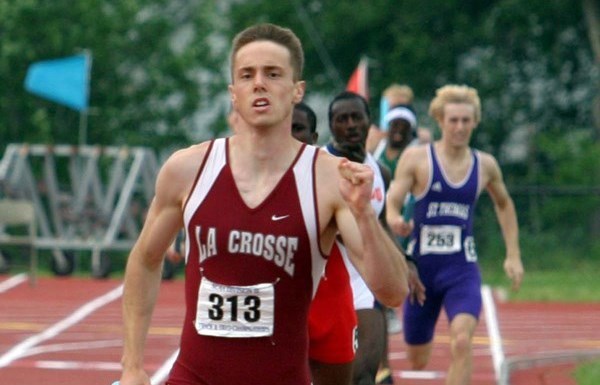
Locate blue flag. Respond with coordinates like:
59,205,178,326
24,53,91,111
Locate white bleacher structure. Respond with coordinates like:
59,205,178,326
0,144,158,278
0,199,37,285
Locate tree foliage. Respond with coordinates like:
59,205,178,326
226,1,597,138
0,0,227,151
227,0,599,255
2,0,596,150
0,0,598,259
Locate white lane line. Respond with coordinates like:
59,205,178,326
35,360,121,371
388,352,407,360
0,284,123,368
150,348,179,385
21,339,123,358
396,370,445,379
0,273,27,293
481,284,504,382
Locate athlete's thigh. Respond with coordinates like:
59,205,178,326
310,360,353,385
443,265,482,322
308,305,357,365
308,248,357,365
353,308,386,373
403,291,443,345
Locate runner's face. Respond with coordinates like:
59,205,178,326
292,108,316,145
229,41,304,130
387,118,412,150
330,98,369,161
439,103,477,147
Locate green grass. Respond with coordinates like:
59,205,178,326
575,361,600,385
480,260,600,385
480,262,600,302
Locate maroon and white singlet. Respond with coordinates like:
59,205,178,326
167,138,326,385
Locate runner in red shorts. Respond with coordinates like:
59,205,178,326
292,102,357,385
294,95,393,385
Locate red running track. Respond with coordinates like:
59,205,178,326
1,274,599,385
387,294,600,385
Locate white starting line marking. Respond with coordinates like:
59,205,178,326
388,352,407,360
0,273,28,293
21,339,123,358
0,284,123,368
34,360,121,371
397,370,445,379
150,349,179,385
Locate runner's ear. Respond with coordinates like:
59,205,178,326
292,80,305,104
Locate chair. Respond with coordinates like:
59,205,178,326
0,199,37,286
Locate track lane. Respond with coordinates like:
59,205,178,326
1,275,599,385
0,276,184,385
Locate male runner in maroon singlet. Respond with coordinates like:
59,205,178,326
117,23,409,385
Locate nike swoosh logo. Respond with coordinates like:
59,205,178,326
271,214,290,221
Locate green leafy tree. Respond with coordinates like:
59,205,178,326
227,0,599,262
0,0,228,151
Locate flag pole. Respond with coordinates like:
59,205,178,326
79,50,92,146
79,109,88,147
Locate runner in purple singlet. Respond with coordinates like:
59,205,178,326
386,84,524,385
